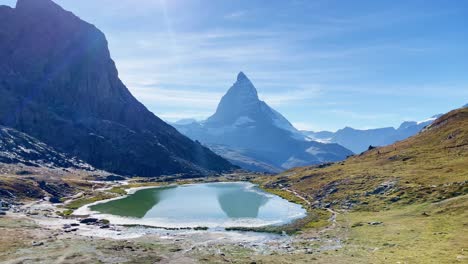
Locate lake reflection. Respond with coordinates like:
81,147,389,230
213,183,269,218
90,182,306,228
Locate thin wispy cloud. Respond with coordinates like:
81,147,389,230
130,86,223,109
329,110,399,121
224,11,248,20
4,0,463,130
261,87,322,106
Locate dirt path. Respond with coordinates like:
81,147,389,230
321,208,338,232
281,187,311,206
282,187,339,229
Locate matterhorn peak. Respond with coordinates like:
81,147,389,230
205,72,260,125
229,71,258,97
237,71,248,81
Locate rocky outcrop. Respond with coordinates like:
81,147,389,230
0,126,92,169
0,0,235,176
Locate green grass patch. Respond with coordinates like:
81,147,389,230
226,209,331,235
65,192,117,210
107,187,127,195
56,209,74,217
262,188,308,207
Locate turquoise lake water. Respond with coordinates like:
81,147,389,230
89,182,306,228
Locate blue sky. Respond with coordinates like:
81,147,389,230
2,0,468,131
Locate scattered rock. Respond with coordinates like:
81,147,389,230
100,225,110,229
15,170,33,175
103,175,127,182
71,223,80,227
369,181,397,195
49,196,61,204
0,200,10,210
80,218,99,224
351,222,364,228
32,241,44,247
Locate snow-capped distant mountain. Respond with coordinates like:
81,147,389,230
204,72,306,140
302,115,442,154
173,72,353,173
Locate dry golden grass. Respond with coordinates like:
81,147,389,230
263,108,468,211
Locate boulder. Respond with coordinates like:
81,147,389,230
32,241,44,247
80,218,99,224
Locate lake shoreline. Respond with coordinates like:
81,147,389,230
0,172,346,263
72,181,309,231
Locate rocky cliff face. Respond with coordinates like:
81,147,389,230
0,0,235,176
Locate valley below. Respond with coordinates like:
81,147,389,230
0,166,466,264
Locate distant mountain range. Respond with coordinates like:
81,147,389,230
173,72,353,173
0,0,236,176
302,115,442,154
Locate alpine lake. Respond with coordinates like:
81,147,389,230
88,182,306,229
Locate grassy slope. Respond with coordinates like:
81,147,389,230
253,108,468,263
266,108,468,210
338,196,467,263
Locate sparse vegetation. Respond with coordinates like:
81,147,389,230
56,209,74,217
65,192,117,210
263,108,468,211
107,186,127,195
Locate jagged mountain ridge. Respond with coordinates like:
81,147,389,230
0,0,236,176
173,72,353,172
302,115,442,153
